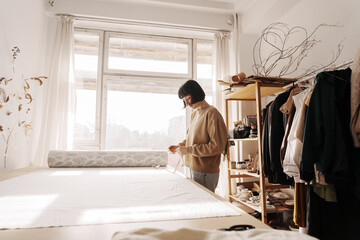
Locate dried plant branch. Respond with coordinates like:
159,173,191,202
2,127,14,168
295,40,344,79
252,22,343,78
11,47,20,73
0,47,46,168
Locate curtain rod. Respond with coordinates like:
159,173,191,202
59,14,230,34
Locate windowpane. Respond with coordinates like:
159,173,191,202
197,42,213,80
105,80,186,150
73,89,96,139
196,42,213,96
108,35,190,75
73,32,99,141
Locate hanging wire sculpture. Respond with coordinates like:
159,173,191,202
252,22,344,79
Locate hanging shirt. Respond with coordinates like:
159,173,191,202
283,87,312,183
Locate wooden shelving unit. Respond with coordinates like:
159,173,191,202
225,81,293,224
229,138,258,142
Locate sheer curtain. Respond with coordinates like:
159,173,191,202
213,31,231,198
31,15,74,166
232,13,241,74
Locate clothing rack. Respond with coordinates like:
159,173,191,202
283,60,353,89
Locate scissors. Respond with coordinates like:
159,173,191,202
218,224,255,231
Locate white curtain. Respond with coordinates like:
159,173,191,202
31,15,74,166
232,13,241,74
213,31,231,199
228,13,242,197
213,31,230,110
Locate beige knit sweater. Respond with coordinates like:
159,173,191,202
178,105,227,173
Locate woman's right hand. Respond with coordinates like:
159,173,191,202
168,145,179,154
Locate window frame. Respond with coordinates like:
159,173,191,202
72,28,104,150
72,27,213,150
104,32,193,79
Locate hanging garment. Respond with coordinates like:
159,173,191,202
351,47,360,148
280,87,302,114
279,87,302,164
283,87,312,182
307,185,360,240
301,68,360,194
293,182,307,228
279,104,295,164
261,101,274,180
262,91,292,185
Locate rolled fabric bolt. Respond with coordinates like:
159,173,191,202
231,72,246,83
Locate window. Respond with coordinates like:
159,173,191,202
196,41,213,103
72,28,213,153
73,30,102,148
106,33,191,77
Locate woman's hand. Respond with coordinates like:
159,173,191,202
168,145,179,154
176,146,188,156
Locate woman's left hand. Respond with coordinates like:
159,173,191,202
176,146,188,156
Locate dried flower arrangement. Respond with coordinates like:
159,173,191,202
0,47,47,168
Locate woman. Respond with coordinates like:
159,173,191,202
168,80,228,192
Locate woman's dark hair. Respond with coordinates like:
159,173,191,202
178,80,206,107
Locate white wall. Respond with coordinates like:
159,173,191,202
0,0,48,171
240,0,360,77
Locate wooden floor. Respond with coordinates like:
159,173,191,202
0,167,270,240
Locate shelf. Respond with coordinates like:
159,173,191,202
226,83,285,100
228,169,260,178
229,195,261,212
229,138,258,142
219,75,297,90
225,81,291,224
264,184,290,190
273,205,293,212
230,195,293,213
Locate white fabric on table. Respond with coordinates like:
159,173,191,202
0,168,240,229
112,228,318,240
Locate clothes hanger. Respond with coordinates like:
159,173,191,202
320,61,353,82
323,71,350,83
280,85,303,114
298,78,315,89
